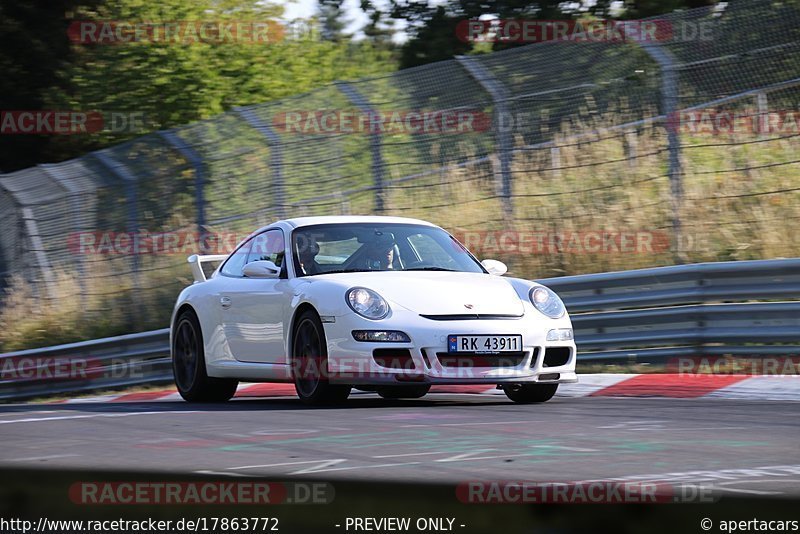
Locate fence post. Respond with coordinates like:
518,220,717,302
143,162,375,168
336,82,385,213
93,150,140,324
755,91,769,137
456,56,514,220
158,130,208,253
39,164,87,309
641,43,685,263
234,107,287,219
624,130,638,169
550,147,562,179
20,207,56,299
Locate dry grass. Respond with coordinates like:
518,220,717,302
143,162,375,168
0,262,181,352
385,115,800,278
2,113,799,352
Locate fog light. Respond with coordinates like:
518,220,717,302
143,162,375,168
546,328,573,341
352,330,411,342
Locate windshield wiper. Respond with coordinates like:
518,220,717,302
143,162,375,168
404,267,459,272
316,268,372,275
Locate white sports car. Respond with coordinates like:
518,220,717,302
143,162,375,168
170,216,577,405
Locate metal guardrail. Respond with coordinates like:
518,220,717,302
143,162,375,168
1,258,798,400
541,257,800,363
0,329,171,401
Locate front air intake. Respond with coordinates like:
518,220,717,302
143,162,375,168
373,349,416,370
543,347,571,367
436,352,526,368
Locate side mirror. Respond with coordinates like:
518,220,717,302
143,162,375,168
481,259,508,276
243,260,280,279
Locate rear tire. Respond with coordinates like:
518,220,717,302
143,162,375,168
503,383,558,404
172,309,238,402
292,310,351,406
377,385,431,399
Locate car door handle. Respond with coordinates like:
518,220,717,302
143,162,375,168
220,296,232,309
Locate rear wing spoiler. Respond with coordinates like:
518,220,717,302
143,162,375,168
187,254,228,283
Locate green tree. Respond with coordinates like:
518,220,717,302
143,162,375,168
388,0,717,69
0,0,99,172
319,0,348,41
1,0,397,170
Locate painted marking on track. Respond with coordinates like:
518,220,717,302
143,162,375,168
597,421,747,432
598,421,669,429
371,451,457,459
400,420,539,428
533,445,599,452
0,411,62,417
289,461,421,475
578,465,800,484
1,454,81,462
714,479,800,496
714,486,782,495
0,411,198,424
194,470,258,478
436,450,498,462
288,459,350,474
250,429,319,436
227,458,424,475
229,459,347,471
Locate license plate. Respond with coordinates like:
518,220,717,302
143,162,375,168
448,335,522,353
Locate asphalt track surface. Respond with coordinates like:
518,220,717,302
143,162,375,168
1,393,798,496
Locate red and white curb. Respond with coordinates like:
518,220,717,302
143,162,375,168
54,374,800,404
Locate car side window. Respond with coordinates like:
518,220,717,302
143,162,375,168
246,229,285,267
220,239,253,277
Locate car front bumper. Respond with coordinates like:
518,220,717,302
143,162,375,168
322,307,577,386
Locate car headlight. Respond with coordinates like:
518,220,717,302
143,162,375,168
346,287,390,320
352,330,410,342
529,286,566,319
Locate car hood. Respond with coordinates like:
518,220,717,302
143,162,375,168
313,271,525,316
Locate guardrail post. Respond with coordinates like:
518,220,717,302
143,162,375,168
158,131,208,253
456,56,514,220
234,107,287,219
336,82,385,213
640,43,685,264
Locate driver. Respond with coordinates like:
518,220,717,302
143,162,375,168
364,232,395,270
297,235,322,275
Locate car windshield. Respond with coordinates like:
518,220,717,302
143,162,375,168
292,223,485,277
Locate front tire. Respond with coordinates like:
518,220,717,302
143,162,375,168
503,383,558,404
292,310,351,406
172,309,238,402
377,385,431,399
